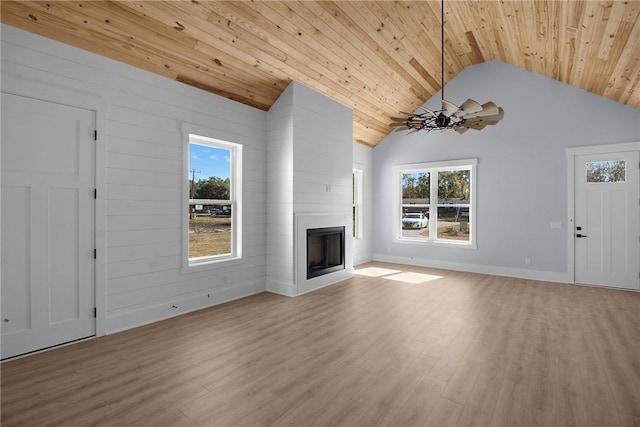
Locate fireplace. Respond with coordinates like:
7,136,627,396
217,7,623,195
292,213,353,297
307,226,345,279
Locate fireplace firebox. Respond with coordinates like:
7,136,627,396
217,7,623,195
307,226,345,279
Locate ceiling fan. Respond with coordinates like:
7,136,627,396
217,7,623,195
390,0,504,135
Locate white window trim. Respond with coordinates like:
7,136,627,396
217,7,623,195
353,168,364,239
393,158,477,249
181,123,243,273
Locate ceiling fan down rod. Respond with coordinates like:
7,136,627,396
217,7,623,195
441,0,445,103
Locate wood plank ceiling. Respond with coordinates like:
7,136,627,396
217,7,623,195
2,1,639,147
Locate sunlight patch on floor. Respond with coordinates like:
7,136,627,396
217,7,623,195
354,267,401,277
383,272,443,284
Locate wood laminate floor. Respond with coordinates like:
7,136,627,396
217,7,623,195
2,262,640,426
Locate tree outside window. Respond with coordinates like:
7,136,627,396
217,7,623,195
396,159,476,247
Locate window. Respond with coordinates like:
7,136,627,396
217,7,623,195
394,159,476,247
352,168,363,239
586,160,625,183
184,129,242,267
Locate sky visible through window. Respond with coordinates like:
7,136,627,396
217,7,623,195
189,143,230,181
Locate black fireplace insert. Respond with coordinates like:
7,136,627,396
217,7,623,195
307,226,345,279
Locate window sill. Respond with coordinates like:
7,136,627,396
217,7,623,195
394,237,477,249
181,255,243,275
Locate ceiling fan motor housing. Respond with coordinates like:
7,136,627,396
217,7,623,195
436,114,451,128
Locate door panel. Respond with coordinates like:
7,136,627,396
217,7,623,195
1,93,96,359
574,151,640,290
49,187,81,324
1,186,32,334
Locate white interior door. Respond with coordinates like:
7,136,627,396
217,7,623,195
574,150,640,290
1,93,96,359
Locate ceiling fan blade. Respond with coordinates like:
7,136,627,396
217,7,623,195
464,106,504,124
464,117,492,125
465,122,487,131
454,98,483,117
441,100,459,117
420,106,437,116
477,116,501,125
480,101,499,115
462,120,494,128
463,102,500,119
463,117,485,124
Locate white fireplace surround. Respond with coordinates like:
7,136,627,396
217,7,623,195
295,213,354,296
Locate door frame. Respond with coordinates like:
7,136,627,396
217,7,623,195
566,141,640,285
2,81,107,337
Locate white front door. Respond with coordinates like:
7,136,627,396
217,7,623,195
574,150,640,290
1,93,96,359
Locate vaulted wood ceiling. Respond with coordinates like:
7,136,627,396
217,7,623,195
2,1,639,146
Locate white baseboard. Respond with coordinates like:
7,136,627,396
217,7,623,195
353,254,374,267
372,254,571,284
267,268,356,297
105,280,266,335
297,267,355,296
266,279,297,297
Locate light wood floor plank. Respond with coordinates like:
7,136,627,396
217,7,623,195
2,261,639,426
456,355,509,427
423,396,464,427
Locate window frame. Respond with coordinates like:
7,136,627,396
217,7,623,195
352,168,364,239
182,123,243,272
393,158,477,248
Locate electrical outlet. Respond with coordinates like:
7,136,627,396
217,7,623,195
525,258,531,265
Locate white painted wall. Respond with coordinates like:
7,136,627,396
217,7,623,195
266,81,354,296
373,60,640,282
353,142,374,265
1,25,267,333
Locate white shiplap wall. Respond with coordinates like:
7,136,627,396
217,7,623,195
291,83,353,216
265,83,296,296
1,25,267,334
266,81,353,296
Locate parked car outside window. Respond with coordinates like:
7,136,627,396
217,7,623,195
402,212,428,229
